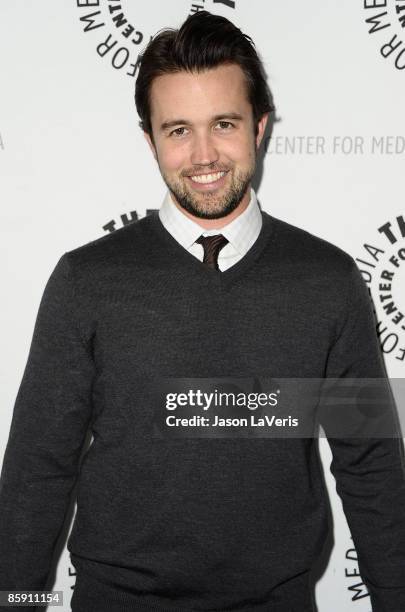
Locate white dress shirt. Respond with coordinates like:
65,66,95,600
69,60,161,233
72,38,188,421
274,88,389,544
158,187,263,271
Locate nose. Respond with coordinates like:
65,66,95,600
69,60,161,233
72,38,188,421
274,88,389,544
190,131,219,167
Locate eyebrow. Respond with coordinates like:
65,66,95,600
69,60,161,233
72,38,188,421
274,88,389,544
159,113,244,133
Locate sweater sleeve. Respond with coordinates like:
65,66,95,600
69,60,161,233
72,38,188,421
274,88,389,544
0,253,95,608
321,258,405,612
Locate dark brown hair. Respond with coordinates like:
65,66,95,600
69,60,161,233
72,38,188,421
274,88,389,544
135,10,274,144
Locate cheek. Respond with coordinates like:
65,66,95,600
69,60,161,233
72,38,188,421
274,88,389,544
159,143,189,172
226,135,254,162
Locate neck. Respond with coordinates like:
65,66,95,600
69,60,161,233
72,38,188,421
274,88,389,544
172,187,251,230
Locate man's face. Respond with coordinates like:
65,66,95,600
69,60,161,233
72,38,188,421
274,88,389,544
144,63,268,220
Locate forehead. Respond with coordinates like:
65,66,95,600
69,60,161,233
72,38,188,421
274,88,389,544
149,64,250,122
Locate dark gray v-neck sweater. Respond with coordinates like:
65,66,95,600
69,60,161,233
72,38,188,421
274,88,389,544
1,210,405,612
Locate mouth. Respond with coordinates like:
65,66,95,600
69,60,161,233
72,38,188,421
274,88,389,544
186,170,229,191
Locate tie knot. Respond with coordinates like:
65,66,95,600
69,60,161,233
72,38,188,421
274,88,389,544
196,234,229,270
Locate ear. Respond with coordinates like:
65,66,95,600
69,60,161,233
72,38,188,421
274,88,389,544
144,131,157,161
255,113,269,150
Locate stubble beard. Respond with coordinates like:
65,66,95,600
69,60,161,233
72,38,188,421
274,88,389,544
160,150,257,220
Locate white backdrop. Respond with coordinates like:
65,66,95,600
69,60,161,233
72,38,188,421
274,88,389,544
1,2,404,610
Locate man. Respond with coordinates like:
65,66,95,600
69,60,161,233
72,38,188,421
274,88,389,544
1,10,405,612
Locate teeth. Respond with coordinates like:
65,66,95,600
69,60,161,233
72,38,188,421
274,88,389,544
189,171,226,184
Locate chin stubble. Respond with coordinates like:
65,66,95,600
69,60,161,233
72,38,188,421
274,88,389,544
165,168,254,220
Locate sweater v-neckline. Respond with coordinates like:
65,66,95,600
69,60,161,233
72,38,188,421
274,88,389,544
148,207,276,287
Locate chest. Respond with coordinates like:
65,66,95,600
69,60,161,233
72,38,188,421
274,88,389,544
89,269,334,379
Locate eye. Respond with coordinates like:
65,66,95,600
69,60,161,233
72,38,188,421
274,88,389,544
216,121,234,130
169,127,188,137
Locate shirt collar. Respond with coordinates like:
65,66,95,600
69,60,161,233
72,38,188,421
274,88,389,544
158,187,262,255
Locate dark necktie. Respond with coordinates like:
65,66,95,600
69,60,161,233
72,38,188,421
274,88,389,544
196,234,229,270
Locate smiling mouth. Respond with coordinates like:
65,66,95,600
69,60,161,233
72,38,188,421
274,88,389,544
188,171,228,184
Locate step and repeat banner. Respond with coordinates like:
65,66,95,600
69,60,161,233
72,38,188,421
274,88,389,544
1,2,404,611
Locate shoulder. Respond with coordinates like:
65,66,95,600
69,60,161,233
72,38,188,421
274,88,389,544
62,214,156,274
265,212,357,277
263,212,368,316
263,214,372,338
